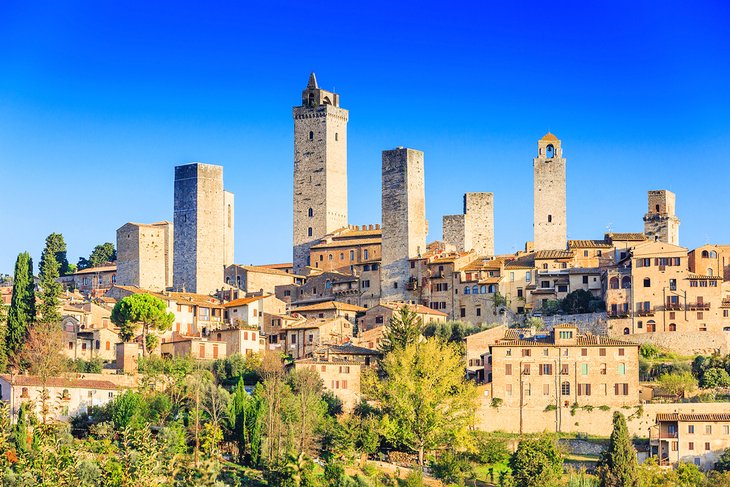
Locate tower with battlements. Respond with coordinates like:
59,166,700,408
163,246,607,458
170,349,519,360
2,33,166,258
533,133,567,251
292,73,349,273
443,192,494,256
644,190,680,244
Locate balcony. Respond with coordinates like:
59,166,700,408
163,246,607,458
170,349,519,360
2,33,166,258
687,302,710,311
608,311,630,319
664,303,683,311
636,308,655,317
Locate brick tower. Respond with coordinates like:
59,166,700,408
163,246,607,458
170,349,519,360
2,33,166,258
533,132,567,251
644,190,679,244
443,192,494,256
292,73,349,273
380,147,427,302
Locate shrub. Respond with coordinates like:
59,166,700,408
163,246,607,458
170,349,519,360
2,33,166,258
430,450,474,485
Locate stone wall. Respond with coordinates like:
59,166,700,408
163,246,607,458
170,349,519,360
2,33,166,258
442,214,464,252
292,79,348,273
116,221,173,291
380,148,426,302
541,312,608,336
464,192,494,257
623,331,729,356
224,191,235,267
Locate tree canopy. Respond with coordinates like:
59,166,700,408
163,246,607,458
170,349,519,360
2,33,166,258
78,242,117,270
509,435,563,487
598,412,638,487
378,305,423,354
111,294,174,356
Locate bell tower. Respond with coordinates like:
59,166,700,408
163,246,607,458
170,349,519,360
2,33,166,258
533,132,567,251
292,73,349,273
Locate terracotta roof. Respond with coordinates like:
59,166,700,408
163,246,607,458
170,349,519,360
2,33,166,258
109,285,170,301
378,302,448,316
73,265,117,275
687,273,723,280
478,277,502,285
293,301,367,313
606,232,647,242
235,265,305,279
541,132,558,141
224,295,268,308
493,334,637,347
535,250,574,260
285,317,350,330
258,263,293,270
505,255,535,269
462,257,506,271
429,252,473,264
168,292,222,308
657,413,730,422
0,374,118,390
568,240,612,249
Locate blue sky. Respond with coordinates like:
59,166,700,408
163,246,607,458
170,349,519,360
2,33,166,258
1,1,729,274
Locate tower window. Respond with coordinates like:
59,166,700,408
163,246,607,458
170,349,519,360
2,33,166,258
335,133,339,141
308,208,313,218
547,214,552,223
309,131,314,140
655,204,660,212
307,227,313,237
546,144,555,158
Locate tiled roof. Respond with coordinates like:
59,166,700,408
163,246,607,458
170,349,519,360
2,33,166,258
73,265,117,275
293,301,367,313
311,238,381,249
224,295,268,308
109,285,170,301
568,240,613,249
657,413,730,422
687,273,723,280
505,255,535,269
535,250,574,259
429,252,472,264
235,265,304,279
0,374,118,390
461,257,507,271
478,277,502,285
541,132,558,141
285,317,349,330
169,292,223,308
493,334,637,347
605,232,647,242
378,302,448,316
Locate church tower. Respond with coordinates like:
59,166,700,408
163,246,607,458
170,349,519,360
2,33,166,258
533,133,567,251
644,190,680,244
292,73,349,273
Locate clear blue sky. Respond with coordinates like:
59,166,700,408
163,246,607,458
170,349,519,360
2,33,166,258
1,1,729,274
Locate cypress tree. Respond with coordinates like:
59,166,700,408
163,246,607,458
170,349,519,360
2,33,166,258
38,234,63,325
598,411,639,487
6,252,35,357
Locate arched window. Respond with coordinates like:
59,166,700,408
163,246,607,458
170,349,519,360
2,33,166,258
480,285,487,294
328,254,333,261
488,284,496,293
543,263,548,269
318,254,323,261
225,277,230,284
609,277,619,289
464,287,470,295
623,328,630,335
710,251,718,258
561,381,570,396
307,227,313,237
621,276,631,289
548,215,552,223
708,268,714,276
546,144,555,158
669,323,677,331
702,250,710,258
308,93,315,107
647,320,656,332
309,131,314,140
643,278,651,288
472,285,479,294
308,208,313,217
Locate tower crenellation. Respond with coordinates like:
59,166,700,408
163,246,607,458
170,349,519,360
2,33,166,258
533,132,567,251
292,73,349,273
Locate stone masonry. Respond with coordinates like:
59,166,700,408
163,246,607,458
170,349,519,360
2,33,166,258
443,192,494,256
292,73,348,273
533,132,567,251
116,221,173,291
173,163,229,295
224,190,235,266
380,147,426,302
643,189,680,245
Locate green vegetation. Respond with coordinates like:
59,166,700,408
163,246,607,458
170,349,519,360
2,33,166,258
37,233,64,325
77,242,117,270
597,412,638,487
6,252,35,361
111,293,175,356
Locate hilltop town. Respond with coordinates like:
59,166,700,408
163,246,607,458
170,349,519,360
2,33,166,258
3,73,730,485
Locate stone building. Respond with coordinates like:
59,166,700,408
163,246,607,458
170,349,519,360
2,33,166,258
284,317,354,359
292,73,348,273
173,163,233,295
224,264,304,295
71,265,118,296
116,221,173,291
443,192,494,257
357,302,447,333
644,190,680,245
650,413,730,470
380,147,426,301
533,133,567,251
309,225,382,273
688,244,730,281
488,325,640,411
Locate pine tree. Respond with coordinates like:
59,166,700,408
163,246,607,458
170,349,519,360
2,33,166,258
38,234,63,325
6,252,35,358
378,305,424,355
598,411,639,487
43,232,69,276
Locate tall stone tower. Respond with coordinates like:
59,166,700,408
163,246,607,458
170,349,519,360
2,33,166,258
173,163,231,295
116,221,174,291
644,190,680,244
533,132,567,251
292,73,349,273
380,147,426,302
443,192,494,256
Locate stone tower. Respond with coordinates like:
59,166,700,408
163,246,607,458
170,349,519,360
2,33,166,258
644,190,680,244
443,192,494,256
380,147,426,302
173,163,232,295
292,73,349,273
116,221,173,291
533,132,567,251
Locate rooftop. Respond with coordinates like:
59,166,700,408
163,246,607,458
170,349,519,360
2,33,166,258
541,132,558,141
378,302,448,316
293,301,367,313
224,295,269,308
0,374,119,390
657,413,730,422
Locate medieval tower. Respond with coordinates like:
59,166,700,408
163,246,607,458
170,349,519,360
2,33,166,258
643,190,680,244
380,147,427,302
173,163,233,295
533,132,567,251
443,192,494,256
292,73,349,273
